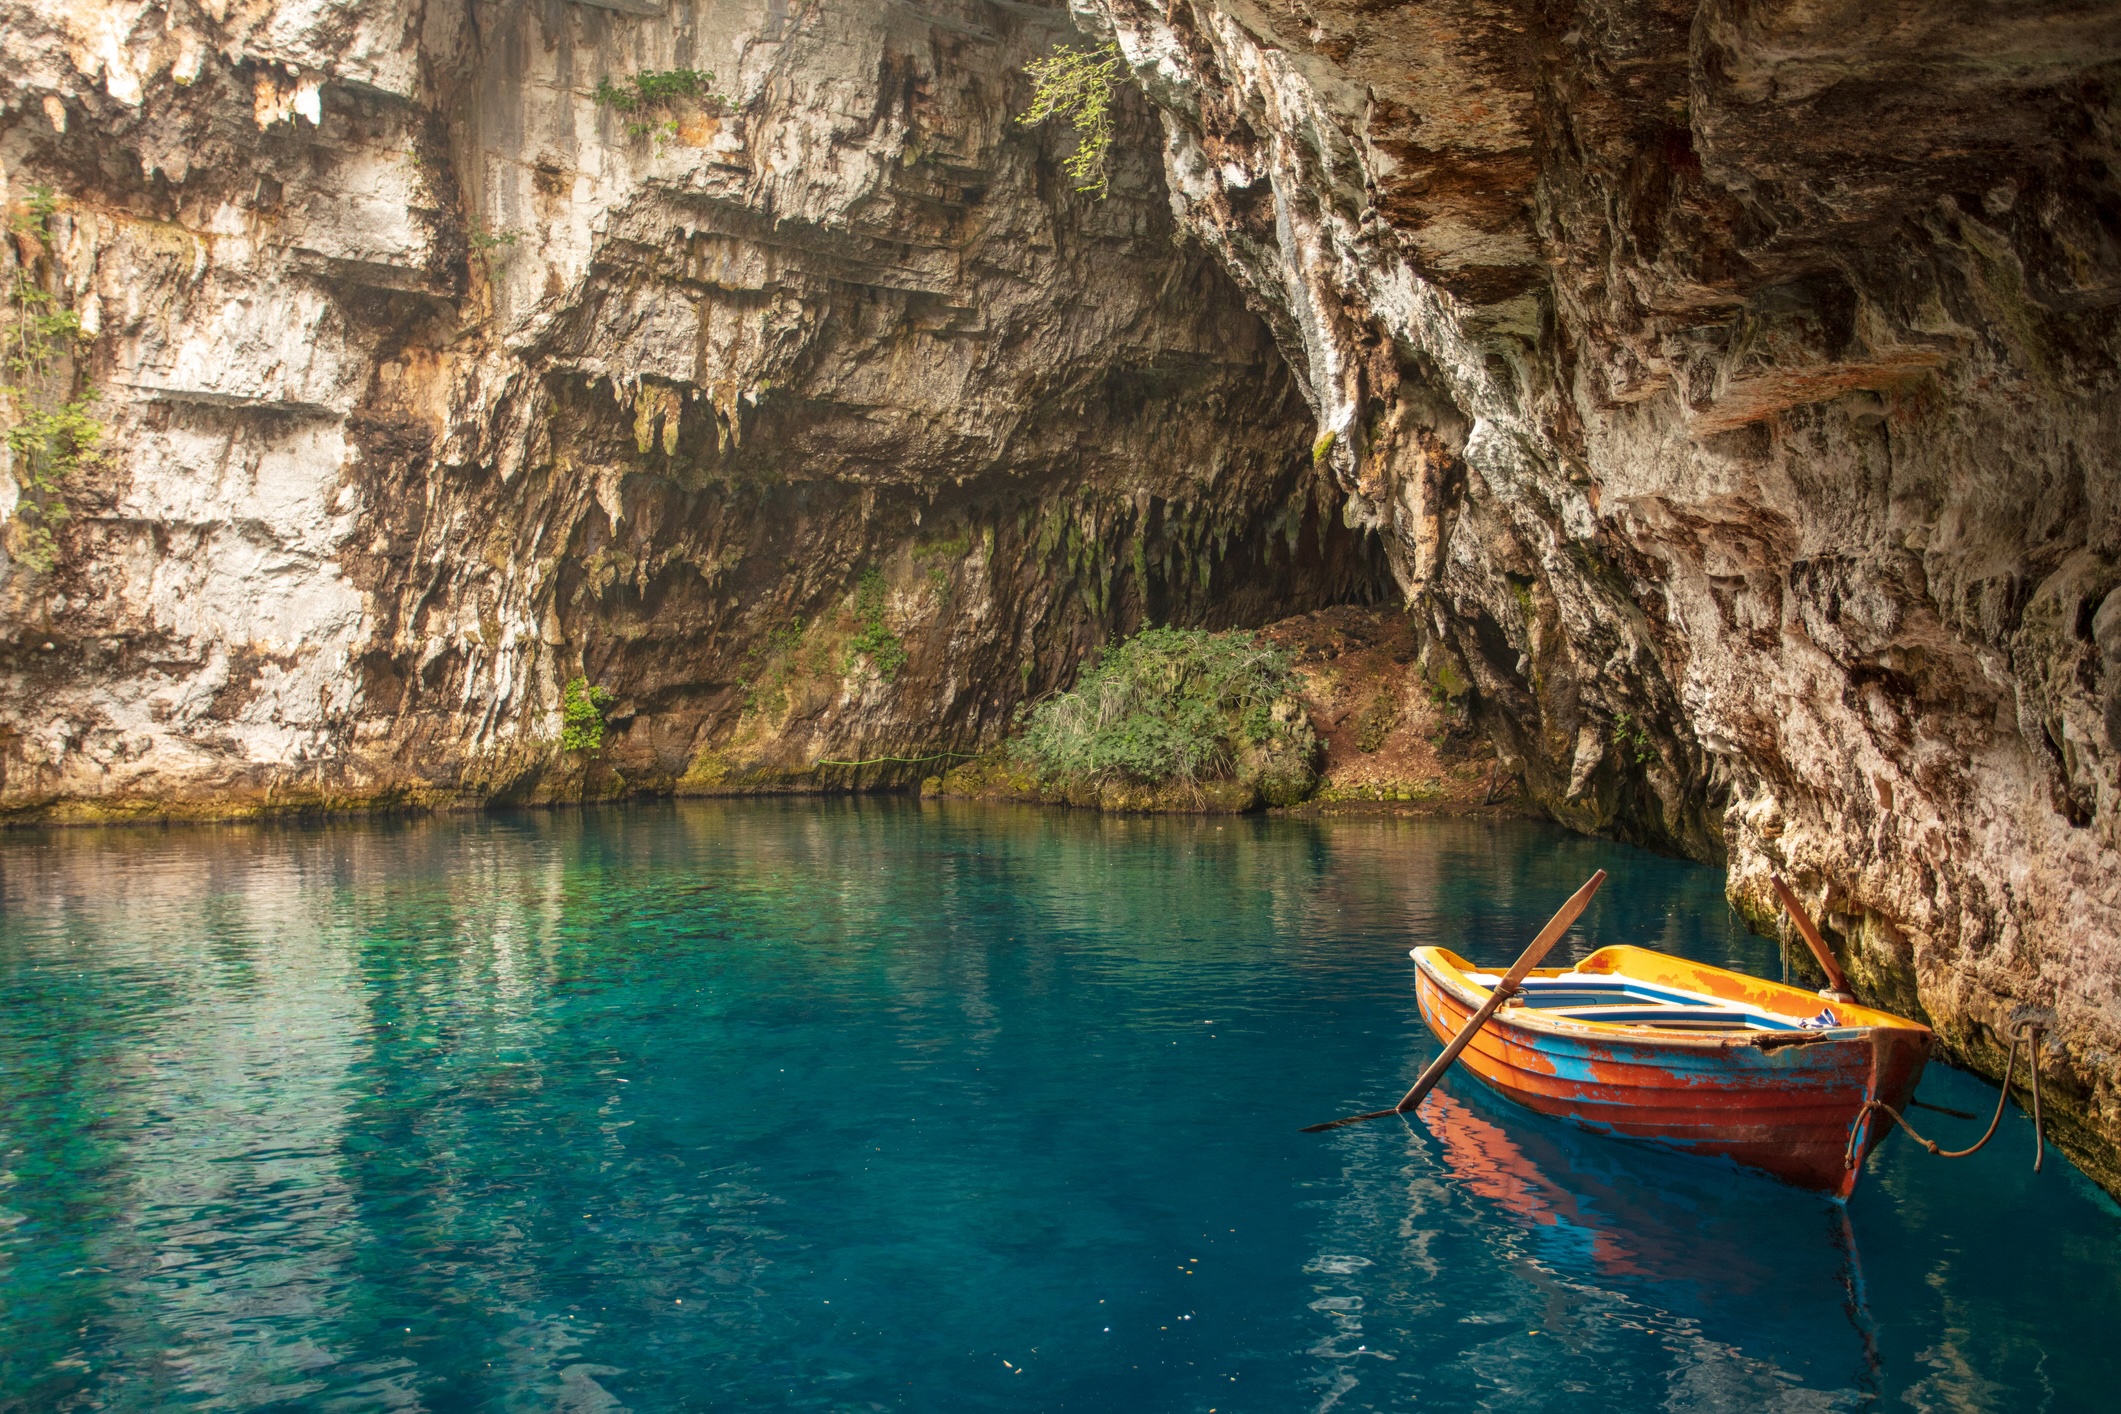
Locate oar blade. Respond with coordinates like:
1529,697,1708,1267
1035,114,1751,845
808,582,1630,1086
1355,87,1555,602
1770,873,1853,997
1498,868,1609,991
1297,1107,1404,1134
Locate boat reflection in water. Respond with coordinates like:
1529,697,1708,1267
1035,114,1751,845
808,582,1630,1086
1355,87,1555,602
1418,1080,1878,1363
1297,1075,1890,1408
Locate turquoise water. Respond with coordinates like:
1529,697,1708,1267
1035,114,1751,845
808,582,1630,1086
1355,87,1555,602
2,801,2117,1411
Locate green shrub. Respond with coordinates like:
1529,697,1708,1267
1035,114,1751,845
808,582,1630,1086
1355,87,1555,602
1016,626,1313,791
561,676,614,752
3,186,102,574
1019,41,1129,198
1612,710,1658,767
593,68,722,113
467,225,521,281
736,618,808,718
593,68,728,142
845,569,907,681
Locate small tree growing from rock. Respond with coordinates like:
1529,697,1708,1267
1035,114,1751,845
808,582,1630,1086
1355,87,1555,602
1019,42,1130,199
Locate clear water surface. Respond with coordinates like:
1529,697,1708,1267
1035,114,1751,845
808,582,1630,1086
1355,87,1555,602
2,800,2116,1411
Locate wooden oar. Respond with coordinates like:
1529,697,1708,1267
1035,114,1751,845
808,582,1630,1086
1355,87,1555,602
1768,874,1854,1001
1301,869,1608,1134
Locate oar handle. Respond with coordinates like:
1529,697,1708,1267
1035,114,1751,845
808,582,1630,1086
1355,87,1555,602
1770,874,1853,999
1390,868,1605,1115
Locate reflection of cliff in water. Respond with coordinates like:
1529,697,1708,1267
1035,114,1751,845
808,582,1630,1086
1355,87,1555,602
0,807,791,1408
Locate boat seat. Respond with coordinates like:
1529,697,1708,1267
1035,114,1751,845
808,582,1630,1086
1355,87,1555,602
1536,1005,1793,1031
1457,971,1797,1030
1511,987,1674,1009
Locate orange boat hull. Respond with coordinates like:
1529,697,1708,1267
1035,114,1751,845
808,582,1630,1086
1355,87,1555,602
1414,948,1932,1198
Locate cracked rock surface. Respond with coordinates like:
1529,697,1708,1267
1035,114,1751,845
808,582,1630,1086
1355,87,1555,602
0,0,1383,818
1078,0,2121,1188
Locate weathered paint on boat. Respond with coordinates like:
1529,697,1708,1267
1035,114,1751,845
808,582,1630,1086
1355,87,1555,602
1413,944,1933,1198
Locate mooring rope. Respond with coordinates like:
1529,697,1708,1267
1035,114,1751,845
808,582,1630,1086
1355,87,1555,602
1846,1021,2045,1172
812,751,981,768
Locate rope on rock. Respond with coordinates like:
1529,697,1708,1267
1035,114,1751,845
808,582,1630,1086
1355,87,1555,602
2030,1019,2045,1173
1846,1021,2045,1172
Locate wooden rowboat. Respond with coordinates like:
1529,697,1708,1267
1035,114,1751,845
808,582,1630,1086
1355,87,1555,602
1412,943,1933,1198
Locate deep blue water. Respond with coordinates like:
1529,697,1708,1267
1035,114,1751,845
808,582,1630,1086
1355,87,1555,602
1,800,2116,1412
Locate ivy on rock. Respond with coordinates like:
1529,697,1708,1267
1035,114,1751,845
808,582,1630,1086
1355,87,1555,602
3,186,103,575
561,677,615,752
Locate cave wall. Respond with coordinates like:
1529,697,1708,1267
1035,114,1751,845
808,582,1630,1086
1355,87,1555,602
1075,0,2121,1188
0,0,1384,818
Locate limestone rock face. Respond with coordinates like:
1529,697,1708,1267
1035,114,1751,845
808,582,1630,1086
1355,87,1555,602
0,0,1382,817
1079,0,2121,1186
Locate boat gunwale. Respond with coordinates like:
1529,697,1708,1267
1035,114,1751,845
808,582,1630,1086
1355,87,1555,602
1413,944,1931,1050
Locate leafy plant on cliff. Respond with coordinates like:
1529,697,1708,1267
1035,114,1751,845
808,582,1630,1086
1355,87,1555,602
1019,41,1129,198
561,676,615,752
595,68,719,111
738,617,808,718
912,527,970,603
1016,627,1308,787
3,186,102,575
1612,710,1658,767
593,68,729,143
845,569,908,682
469,224,521,278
